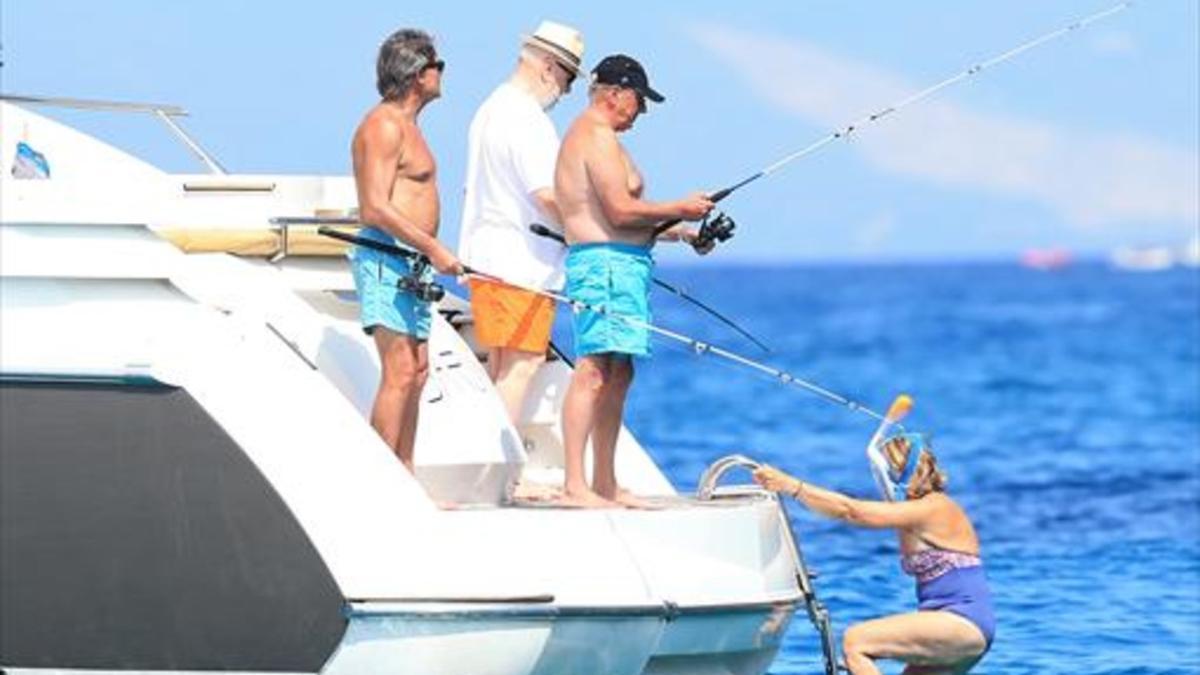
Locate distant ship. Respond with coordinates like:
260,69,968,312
1020,248,1074,270
1110,237,1199,272
1110,246,1175,272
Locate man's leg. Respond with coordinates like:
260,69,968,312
371,328,429,471
560,354,615,507
395,339,429,469
492,347,547,425
590,356,632,500
499,347,562,502
485,347,501,381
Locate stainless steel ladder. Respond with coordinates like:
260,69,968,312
697,455,841,675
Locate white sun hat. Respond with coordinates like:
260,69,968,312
522,20,585,75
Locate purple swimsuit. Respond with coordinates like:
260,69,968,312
902,548,996,647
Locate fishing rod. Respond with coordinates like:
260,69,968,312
528,223,770,352
651,1,1133,238
318,227,888,422
288,216,769,351
312,224,448,301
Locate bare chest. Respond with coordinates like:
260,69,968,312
619,147,643,197
398,131,437,185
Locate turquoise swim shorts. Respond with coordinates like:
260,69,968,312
565,242,654,357
349,227,433,340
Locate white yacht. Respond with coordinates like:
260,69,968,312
0,96,837,675
1109,239,1200,272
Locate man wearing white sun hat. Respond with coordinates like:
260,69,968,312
458,20,584,427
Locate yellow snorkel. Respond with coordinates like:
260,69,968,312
866,395,914,501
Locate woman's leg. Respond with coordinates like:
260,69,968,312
842,611,987,675
900,660,982,675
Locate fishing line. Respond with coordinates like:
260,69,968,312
529,223,770,352
513,276,886,420
314,228,889,422
471,267,889,422
651,2,1133,238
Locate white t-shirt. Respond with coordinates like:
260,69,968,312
458,83,565,289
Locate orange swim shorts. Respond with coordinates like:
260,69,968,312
468,278,556,353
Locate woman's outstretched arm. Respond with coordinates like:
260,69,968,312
753,465,935,529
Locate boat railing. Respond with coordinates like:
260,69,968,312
696,454,842,675
695,453,761,500
1,93,226,175
268,216,360,263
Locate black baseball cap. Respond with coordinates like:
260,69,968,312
591,54,664,103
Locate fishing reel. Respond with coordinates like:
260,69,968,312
396,258,445,302
693,210,736,251
397,276,445,302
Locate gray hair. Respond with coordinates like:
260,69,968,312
518,45,544,65
519,44,561,68
376,28,436,101
589,81,620,99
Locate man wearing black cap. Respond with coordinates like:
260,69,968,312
554,54,714,508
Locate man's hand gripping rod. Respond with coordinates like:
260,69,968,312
314,225,445,301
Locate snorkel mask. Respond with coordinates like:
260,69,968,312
867,432,931,501
864,394,922,501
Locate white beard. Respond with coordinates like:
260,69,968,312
538,87,562,111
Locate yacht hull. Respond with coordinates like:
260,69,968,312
0,99,824,675
325,603,791,675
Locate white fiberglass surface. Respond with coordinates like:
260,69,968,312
0,278,198,376
0,224,183,279
0,101,163,182
608,499,800,605
0,252,795,620
2,102,356,229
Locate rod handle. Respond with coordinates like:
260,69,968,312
316,226,422,260
650,186,738,237
529,223,566,244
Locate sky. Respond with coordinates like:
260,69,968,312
2,1,1197,263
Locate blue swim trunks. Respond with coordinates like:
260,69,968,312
349,227,433,340
565,242,654,357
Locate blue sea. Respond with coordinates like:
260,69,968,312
559,263,1200,674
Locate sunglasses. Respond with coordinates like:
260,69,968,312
627,88,646,113
553,60,577,87
424,59,445,73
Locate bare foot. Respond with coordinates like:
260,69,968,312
556,487,620,509
612,489,664,510
510,481,563,503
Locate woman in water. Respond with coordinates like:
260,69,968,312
754,434,995,675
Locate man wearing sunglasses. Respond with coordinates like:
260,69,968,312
554,54,715,508
458,21,584,435
349,28,463,473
